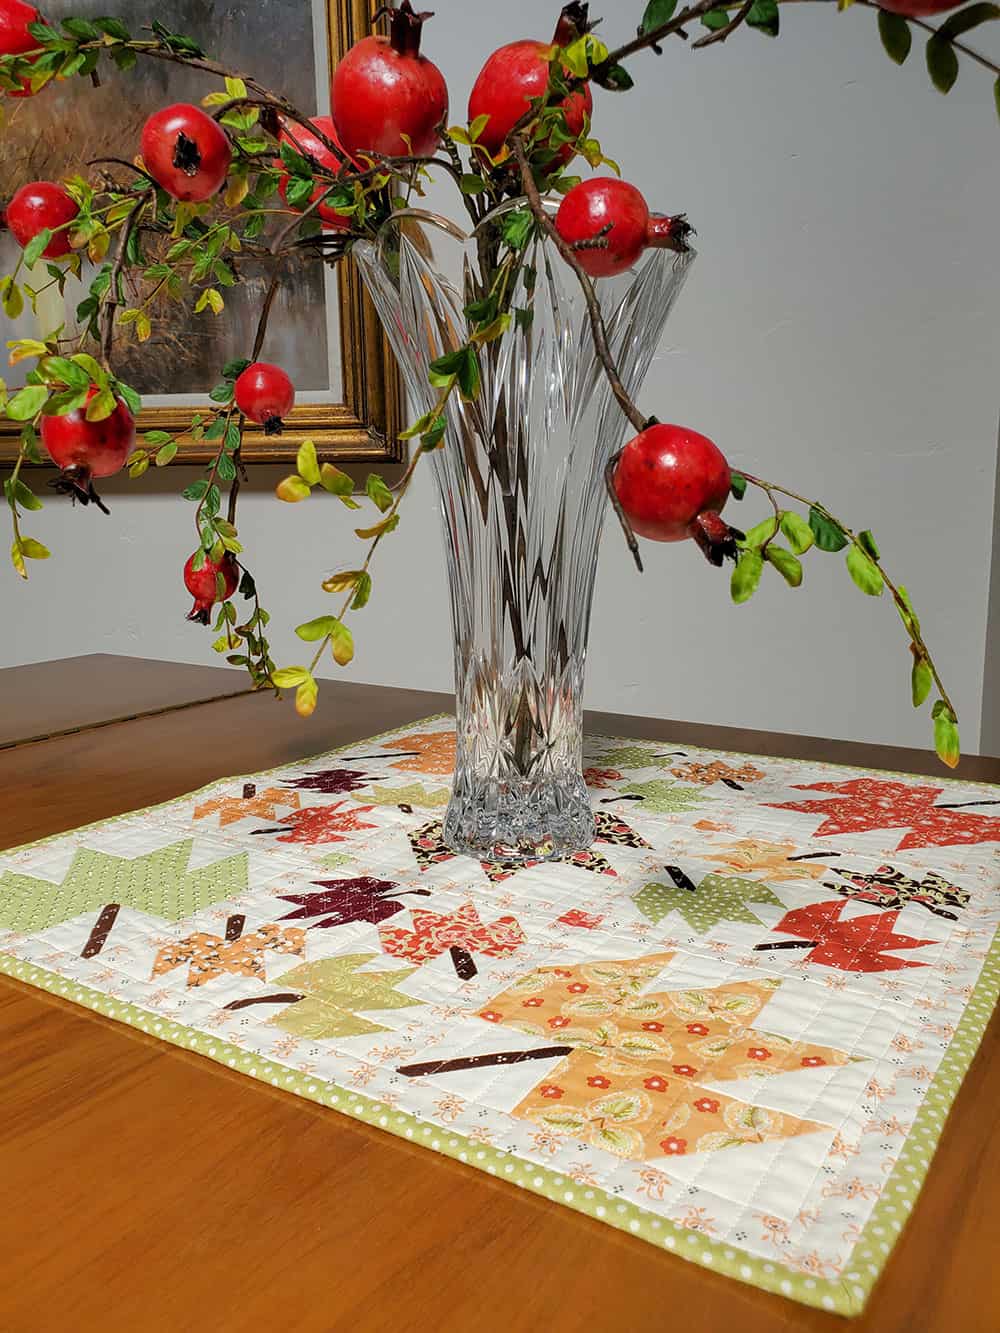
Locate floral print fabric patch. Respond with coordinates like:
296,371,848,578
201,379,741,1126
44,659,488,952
1,716,998,1317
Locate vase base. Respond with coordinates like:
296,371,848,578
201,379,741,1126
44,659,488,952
442,776,595,865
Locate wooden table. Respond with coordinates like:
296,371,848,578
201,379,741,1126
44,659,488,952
1,657,997,1333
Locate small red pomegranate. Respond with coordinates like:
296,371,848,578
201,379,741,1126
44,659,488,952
183,550,239,624
140,104,232,202
5,180,78,258
234,363,295,434
277,115,355,230
555,178,691,278
468,3,593,163
613,423,738,564
40,387,135,512
332,0,448,158
0,0,44,97
876,0,962,12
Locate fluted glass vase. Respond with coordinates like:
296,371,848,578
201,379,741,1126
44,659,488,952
355,203,694,863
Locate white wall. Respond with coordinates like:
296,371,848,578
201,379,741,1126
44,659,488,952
3,1,999,754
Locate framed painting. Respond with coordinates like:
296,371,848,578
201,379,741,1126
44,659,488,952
0,0,403,464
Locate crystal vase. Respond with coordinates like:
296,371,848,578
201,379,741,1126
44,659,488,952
355,203,694,862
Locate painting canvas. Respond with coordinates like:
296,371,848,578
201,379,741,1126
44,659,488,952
0,0,402,462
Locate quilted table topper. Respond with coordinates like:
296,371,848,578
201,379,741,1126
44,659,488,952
2,716,998,1316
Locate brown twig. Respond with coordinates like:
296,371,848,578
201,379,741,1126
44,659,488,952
691,0,755,47
98,190,152,371
511,133,646,571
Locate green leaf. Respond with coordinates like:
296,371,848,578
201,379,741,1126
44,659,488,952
19,537,50,560
911,655,933,708
295,615,338,642
365,473,393,513
10,478,42,511
878,9,912,65
271,666,309,688
143,429,173,446
351,571,372,610
224,422,241,453
297,438,321,486
593,63,634,91
846,544,884,596
222,357,251,379
933,709,960,768
182,479,209,501
459,174,488,195
94,16,131,40
1,277,24,320
10,540,26,580
318,463,358,503
330,619,354,666
731,550,764,604
22,230,53,269
779,510,814,554
85,387,117,422
5,385,48,421
295,674,319,718
399,411,435,441
926,34,959,93
895,584,921,635
808,507,848,552
746,0,779,36
700,9,730,29
421,418,447,451
276,475,311,503
935,2,999,41
116,381,141,416
858,528,880,560
640,0,678,34
500,208,534,250
355,513,400,541
730,472,747,501
209,381,234,404
743,515,778,547
765,544,803,587
994,74,1000,121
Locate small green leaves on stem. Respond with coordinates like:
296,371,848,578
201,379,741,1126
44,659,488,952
428,346,480,401
731,549,764,603
878,10,912,66
808,506,848,552
730,472,747,500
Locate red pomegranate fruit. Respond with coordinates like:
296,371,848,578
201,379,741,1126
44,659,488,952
277,115,355,230
468,2,593,163
183,550,239,624
234,362,295,434
140,104,232,203
876,0,962,13
613,423,739,564
332,0,448,158
0,0,44,97
40,387,135,512
5,180,78,258
555,178,691,278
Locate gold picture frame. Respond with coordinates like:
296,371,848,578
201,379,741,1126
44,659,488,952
0,0,403,466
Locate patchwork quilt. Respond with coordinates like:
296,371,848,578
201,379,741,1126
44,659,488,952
1,715,998,1316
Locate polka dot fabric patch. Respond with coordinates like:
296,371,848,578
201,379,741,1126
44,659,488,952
2,715,998,1316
